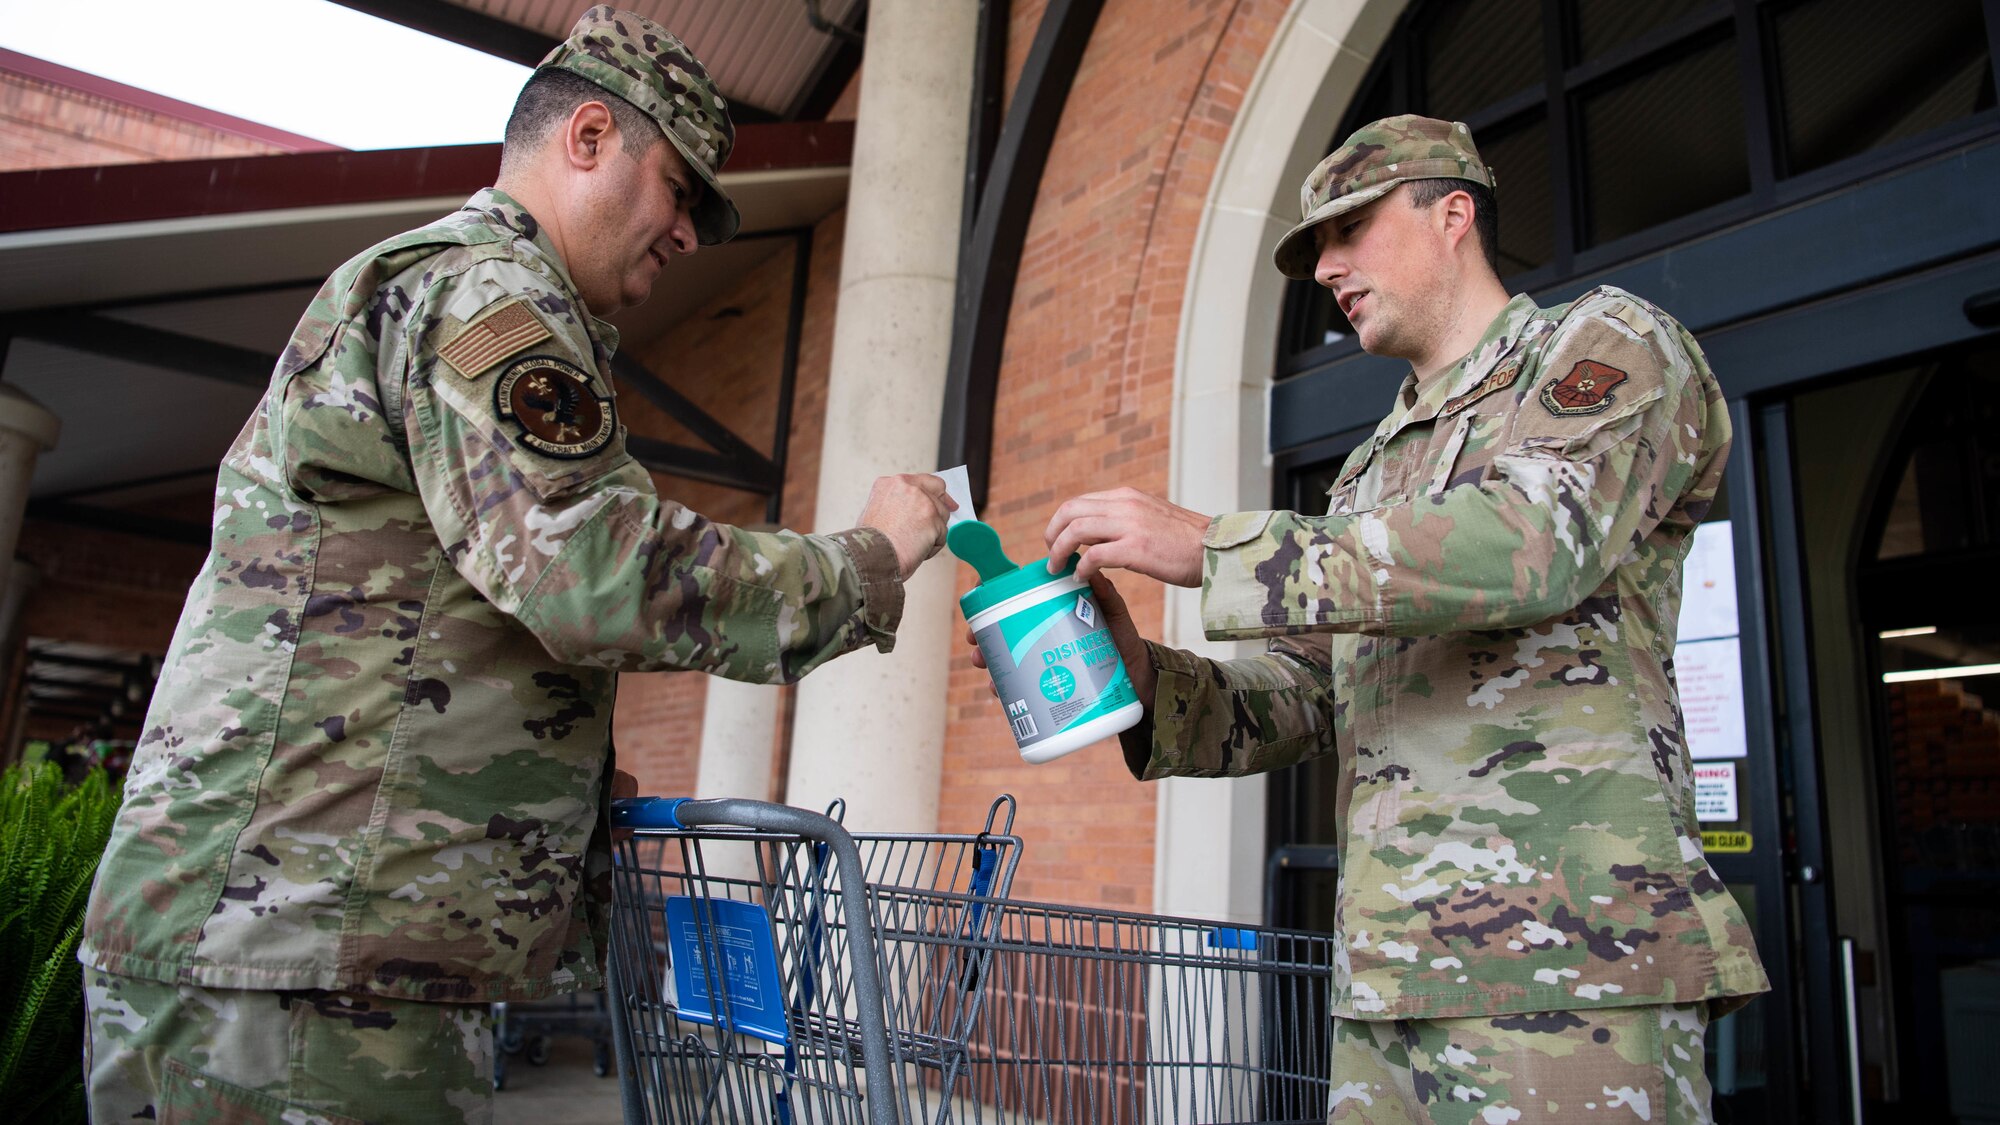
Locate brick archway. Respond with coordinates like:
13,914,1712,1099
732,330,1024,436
1154,0,1409,922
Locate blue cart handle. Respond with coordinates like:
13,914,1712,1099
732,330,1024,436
611,796,693,829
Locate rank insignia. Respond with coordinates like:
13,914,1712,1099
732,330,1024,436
1540,359,1628,417
494,355,616,459
437,298,551,380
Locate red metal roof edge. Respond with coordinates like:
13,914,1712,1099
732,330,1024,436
0,121,854,235
0,47,343,154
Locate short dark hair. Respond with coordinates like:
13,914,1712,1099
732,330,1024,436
1405,177,1499,275
502,68,662,171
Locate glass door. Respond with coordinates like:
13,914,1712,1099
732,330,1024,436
1848,342,2000,1121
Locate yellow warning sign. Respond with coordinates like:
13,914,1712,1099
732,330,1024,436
1702,831,1754,854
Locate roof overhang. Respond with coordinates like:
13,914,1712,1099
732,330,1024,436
0,122,852,502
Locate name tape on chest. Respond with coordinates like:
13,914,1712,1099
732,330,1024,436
438,297,551,380
494,354,616,459
1441,357,1525,417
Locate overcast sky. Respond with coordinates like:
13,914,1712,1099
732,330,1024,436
0,0,531,149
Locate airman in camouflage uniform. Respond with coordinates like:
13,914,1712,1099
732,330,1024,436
80,9,951,1123
1039,116,1767,1122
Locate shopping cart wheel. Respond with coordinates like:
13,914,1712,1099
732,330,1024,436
592,1042,610,1077
527,1036,552,1066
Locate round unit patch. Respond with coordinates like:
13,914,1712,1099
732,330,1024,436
494,355,616,459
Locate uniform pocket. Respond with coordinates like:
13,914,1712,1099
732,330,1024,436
1336,418,1432,510
1427,413,1475,498
160,1058,367,1125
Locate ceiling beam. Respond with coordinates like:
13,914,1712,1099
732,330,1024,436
7,311,274,391
26,500,212,548
35,466,219,505
625,436,777,493
610,354,777,483
26,676,127,701
25,650,157,677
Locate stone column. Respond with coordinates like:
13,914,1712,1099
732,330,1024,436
0,383,60,608
785,0,976,832
692,678,783,881
693,678,781,800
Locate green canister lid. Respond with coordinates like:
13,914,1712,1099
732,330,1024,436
947,518,1083,618
957,554,1080,619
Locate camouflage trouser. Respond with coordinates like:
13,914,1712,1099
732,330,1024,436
83,969,494,1125
1329,1003,1711,1124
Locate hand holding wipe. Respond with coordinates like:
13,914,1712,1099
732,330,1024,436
948,519,1144,763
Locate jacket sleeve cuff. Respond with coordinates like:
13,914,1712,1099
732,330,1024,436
827,526,905,653
1126,641,1211,780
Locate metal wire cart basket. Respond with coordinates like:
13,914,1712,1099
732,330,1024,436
606,796,1335,1124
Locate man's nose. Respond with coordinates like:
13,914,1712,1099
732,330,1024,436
668,213,697,257
1314,242,1346,289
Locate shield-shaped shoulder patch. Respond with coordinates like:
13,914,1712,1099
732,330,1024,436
1539,359,1628,417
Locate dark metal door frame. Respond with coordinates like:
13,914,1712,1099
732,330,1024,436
1722,398,1848,1124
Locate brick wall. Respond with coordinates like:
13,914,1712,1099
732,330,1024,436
17,519,204,655
936,0,1286,910
611,209,850,800
0,50,333,171
606,0,1289,907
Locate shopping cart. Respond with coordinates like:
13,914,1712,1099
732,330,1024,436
607,795,1023,1124
606,796,1336,1125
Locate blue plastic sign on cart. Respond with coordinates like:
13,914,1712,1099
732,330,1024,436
664,896,789,1045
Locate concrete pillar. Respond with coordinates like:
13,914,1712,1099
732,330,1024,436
786,0,976,832
0,561,38,765
693,678,783,881
693,678,781,800
0,383,60,608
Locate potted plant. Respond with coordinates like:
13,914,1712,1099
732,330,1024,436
0,762,120,1123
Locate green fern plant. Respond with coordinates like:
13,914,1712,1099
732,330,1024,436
0,763,121,1124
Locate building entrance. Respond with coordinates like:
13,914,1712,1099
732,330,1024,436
1246,3,2000,1118
1790,342,2000,1122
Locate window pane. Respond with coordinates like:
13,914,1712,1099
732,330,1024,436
1279,274,1354,360
1776,0,1993,176
1574,0,1715,61
1478,115,1553,276
1291,456,1348,510
1423,0,1543,120
1872,345,2000,560
1581,37,1748,246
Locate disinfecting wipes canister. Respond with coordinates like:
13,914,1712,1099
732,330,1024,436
962,559,1143,764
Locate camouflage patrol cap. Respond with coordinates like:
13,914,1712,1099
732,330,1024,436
1270,114,1492,280
538,6,740,245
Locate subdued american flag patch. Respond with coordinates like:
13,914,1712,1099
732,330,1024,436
436,298,551,379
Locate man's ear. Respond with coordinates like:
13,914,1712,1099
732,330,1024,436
1438,188,1478,255
563,101,616,170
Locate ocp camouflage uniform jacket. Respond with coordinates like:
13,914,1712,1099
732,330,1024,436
1126,287,1769,1021
81,189,902,1003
